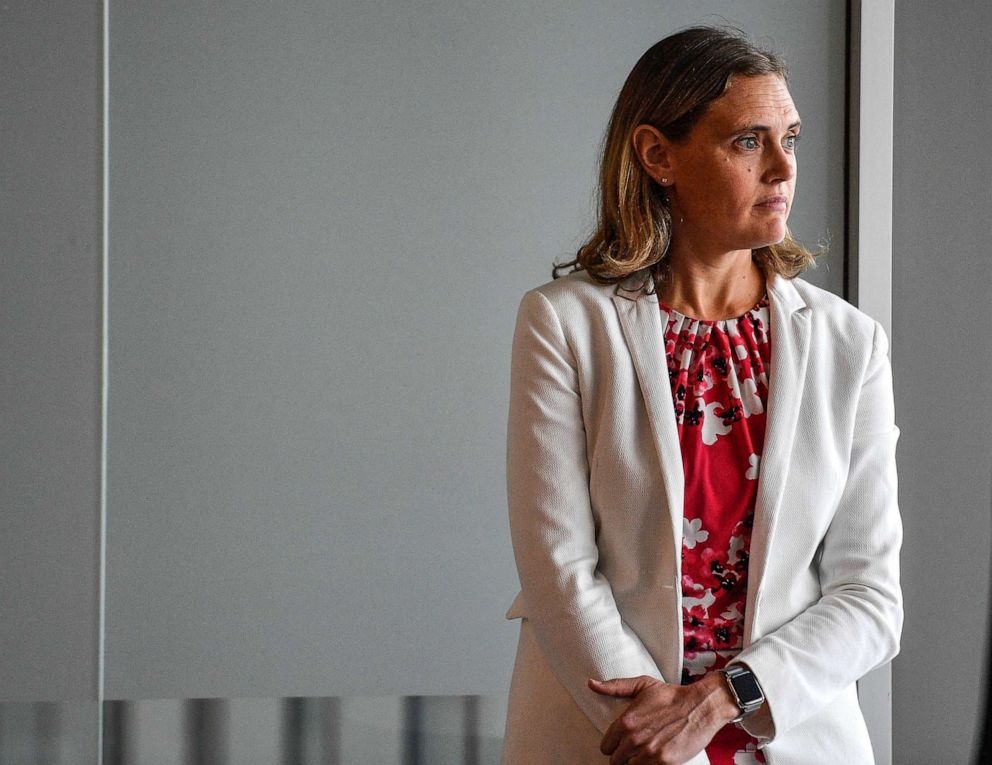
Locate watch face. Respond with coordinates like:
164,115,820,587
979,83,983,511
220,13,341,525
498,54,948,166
730,671,764,705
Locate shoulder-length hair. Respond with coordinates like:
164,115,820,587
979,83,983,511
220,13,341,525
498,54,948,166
553,25,822,287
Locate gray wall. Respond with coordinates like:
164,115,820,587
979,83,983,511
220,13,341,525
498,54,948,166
0,0,103,760
1,0,101,703
891,2,992,762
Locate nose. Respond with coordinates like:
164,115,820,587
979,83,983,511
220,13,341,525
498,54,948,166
764,142,796,184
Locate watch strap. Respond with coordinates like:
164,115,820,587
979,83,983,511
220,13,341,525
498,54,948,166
717,665,765,723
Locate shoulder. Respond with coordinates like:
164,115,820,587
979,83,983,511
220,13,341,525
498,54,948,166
529,268,617,304
518,269,620,327
787,275,887,358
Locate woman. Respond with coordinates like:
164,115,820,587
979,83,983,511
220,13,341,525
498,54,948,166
501,26,902,765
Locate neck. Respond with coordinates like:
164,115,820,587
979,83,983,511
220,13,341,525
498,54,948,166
655,245,767,321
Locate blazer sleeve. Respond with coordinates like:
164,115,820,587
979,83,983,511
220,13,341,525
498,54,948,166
730,318,904,742
505,289,669,734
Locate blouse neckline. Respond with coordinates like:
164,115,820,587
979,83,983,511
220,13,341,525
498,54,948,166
658,293,769,326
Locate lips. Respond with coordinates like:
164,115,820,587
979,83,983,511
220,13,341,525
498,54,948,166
755,195,788,210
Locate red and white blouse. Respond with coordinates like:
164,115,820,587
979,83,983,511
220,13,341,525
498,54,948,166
660,292,772,765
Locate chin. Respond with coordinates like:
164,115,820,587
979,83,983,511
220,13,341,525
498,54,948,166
753,227,789,248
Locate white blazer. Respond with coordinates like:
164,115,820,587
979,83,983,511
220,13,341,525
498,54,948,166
501,267,902,765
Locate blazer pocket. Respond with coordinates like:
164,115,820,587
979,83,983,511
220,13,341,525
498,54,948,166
505,591,527,620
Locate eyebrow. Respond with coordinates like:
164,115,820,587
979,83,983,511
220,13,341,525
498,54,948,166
732,120,802,133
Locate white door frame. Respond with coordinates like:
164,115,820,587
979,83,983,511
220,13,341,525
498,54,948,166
848,2,896,764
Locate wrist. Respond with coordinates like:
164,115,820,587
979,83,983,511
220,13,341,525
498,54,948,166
697,672,743,726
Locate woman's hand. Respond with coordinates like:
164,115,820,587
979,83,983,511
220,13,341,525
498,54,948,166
588,673,740,765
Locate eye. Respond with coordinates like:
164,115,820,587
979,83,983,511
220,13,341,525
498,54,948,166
737,136,759,150
784,134,802,150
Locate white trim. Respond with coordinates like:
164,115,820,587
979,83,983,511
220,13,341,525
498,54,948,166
848,0,895,336
98,0,109,761
849,2,896,765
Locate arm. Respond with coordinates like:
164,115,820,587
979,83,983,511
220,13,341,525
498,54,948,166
731,319,904,741
506,289,667,734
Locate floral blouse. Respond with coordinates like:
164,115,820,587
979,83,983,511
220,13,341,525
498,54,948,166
660,292,772,765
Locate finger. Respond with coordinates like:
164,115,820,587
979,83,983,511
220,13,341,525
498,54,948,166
588,678,633,698
600,708,648,758
608,734,639,765
599,719,623,755
588,676,646,697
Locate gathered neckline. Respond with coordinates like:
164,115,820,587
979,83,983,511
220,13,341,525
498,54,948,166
658,293,769,325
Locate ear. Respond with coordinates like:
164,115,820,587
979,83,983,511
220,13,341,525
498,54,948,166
631,124,677,187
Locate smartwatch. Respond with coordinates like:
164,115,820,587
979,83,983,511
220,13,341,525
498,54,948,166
717,664,765,723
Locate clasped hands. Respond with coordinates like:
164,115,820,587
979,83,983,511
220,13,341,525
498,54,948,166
588,672,740,765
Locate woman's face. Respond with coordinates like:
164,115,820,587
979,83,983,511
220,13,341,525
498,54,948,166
656,74,801,255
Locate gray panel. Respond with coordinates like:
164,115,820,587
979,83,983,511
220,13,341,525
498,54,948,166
0,0,101,721
106,0,846,698
891,2,992,763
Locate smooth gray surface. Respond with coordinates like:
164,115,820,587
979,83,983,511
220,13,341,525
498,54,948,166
0,0,102,716
891,2,992,762
105,1,847,699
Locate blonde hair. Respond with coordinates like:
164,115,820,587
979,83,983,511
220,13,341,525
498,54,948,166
554,25,822,286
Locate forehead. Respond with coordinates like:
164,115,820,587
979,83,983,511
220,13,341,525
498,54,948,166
700,74,799,130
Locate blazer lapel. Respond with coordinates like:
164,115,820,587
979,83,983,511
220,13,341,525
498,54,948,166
744,273,811,643
612,270,812,633
613,273,685,560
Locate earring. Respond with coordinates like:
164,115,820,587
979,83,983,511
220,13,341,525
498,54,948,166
661,177,669,184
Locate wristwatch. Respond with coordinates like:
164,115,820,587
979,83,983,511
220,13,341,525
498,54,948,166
717,665,765,723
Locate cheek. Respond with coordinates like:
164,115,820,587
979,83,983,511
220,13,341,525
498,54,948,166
729,178,754,206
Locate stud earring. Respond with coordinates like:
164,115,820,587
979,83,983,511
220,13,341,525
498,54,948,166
661,177,669,184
